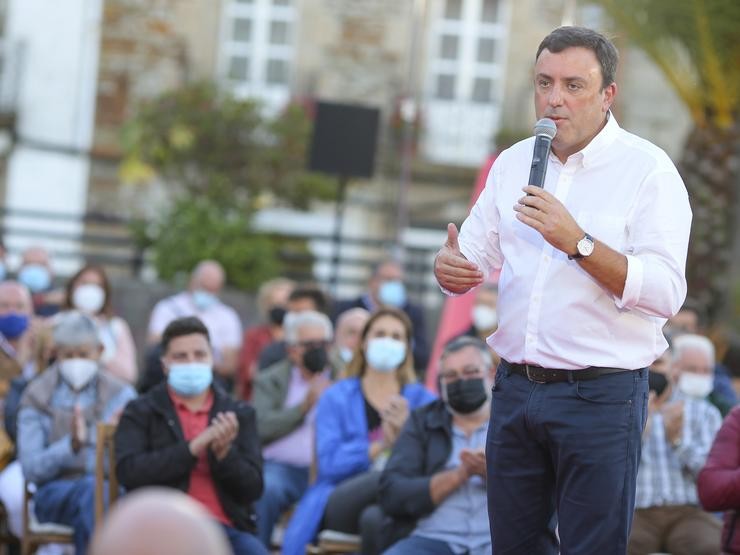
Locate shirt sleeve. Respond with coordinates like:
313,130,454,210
147,299,175,337
457,160,505,282
219,307,243,349
614,169,691,318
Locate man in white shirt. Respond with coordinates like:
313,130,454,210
434,26,691,555
148,260,242,379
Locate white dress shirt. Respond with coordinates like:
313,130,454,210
458,115,691,369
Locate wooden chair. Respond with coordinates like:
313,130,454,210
306,530,361,554
21,483,74,555
21,422,119,555
94,422,118,524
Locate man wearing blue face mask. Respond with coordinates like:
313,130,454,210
17,246,63,317
334,259,429,375
17,311,136,555
116,316,267,555
0,280,35,385
147,260,242,383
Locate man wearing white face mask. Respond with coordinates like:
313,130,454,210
147,260,242,381
115,316,266,555
334,259,429,374
17,311,136,555
630,334,722,555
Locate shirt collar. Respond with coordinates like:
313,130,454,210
552,111,619,169
578,111,619,168
168,387,214,414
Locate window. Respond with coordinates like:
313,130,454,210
477,38,495,63
472,78,494,103
232,18,252,42
481,0,499,22
270,20,290,45
440,35,459,60
444,0,462,20
266,59,289,84
435,74,456,99
228,57,250,81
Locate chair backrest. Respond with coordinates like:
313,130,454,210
95,422,118,524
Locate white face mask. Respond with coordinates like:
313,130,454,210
59,358,99,391
677,372,713,399
73,284,106,314
472,305,497,330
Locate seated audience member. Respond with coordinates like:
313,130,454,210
252,310,335,547
281,308,435,555
147,260,242,380
17,246,63,317
629,334,722,555
257,284,330,371
115,317,266,555
236,277,295,400
17,311,136,554
63,264,138,384
334,259,429,373
90,488,232,555
0,281,35,392
380,336,493,555
329,307,370,375
697,405,740,554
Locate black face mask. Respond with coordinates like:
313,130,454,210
268,306,287,326
446,378,488,414
303,346,328,374
648,370,669,397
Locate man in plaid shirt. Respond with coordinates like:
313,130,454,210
629,334,723,555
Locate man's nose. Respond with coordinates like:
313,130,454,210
548,84,564,106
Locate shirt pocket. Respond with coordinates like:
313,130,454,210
576,210,627,252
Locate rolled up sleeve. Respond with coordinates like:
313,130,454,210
615,169,691,318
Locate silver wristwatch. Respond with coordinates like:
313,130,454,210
568,233,594,260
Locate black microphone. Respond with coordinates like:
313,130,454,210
528,118,557,188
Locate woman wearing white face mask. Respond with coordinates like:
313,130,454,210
63,265,137,385
282,308,435,555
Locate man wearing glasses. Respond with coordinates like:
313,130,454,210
252,310,335,548
379,336,493,555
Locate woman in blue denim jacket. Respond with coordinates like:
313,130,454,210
281,307,435,555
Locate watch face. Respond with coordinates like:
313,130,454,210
577,235,595,257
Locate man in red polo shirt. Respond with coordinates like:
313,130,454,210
115,316,266,555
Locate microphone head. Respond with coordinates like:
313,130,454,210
534,118,557,140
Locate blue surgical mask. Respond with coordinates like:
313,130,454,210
192,290,218,311
18,264,51,293
378,281,406,308
365,337,407,372
167,362,213,396
0,312,29,340
339,347,354,363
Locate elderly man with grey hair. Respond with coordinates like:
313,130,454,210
17,310,136,555
147,260,242,380
629,334,723,555
252,309,335,548
379,336,494,555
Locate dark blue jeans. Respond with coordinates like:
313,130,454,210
34,475,99,555
253,460,309,547
486,364,648,555
222,524,269,555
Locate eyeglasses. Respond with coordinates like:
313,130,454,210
295,340,329,350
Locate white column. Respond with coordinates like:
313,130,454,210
3,0,103,274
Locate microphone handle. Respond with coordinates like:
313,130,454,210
528,135,552,188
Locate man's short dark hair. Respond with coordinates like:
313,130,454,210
441,335,493,371
536,26,619,89
161,317,210,353
288,284,328,314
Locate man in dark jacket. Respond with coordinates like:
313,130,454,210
115,316,266,555
379,336,494,554
333,259,429,374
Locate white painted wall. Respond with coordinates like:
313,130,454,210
2,0,103,274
